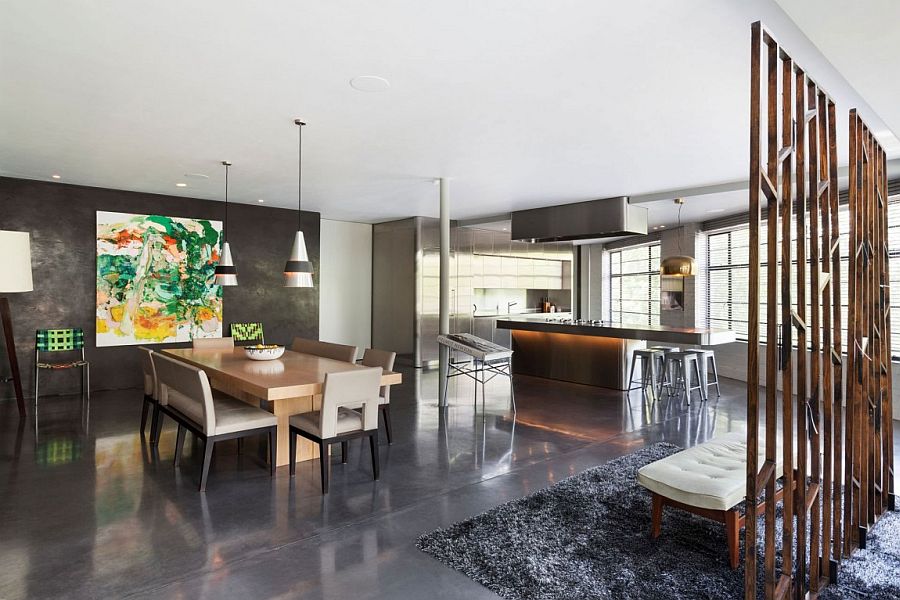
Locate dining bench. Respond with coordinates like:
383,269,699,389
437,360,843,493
636,430,784,569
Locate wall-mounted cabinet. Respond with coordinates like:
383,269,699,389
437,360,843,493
471,254,566,290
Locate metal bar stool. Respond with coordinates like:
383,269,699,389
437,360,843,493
663,350,704,404
628,348,663,400
688,349,720,399
649,346,680,390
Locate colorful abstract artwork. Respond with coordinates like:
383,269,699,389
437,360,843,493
96,211,223,346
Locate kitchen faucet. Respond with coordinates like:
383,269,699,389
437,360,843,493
507,301,518,314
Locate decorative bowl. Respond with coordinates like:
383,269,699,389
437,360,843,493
244,344,285,361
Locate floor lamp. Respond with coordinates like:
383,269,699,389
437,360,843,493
0,231,33,417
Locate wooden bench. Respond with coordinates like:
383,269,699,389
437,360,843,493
637,431,783,569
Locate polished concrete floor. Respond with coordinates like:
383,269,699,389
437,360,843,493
0,369,893,599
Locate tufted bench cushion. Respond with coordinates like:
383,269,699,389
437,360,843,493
637,430,785,569
637,431,781,511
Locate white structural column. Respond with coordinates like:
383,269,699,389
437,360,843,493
438,178,451,406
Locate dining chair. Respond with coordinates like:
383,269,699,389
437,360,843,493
288,366,383,494
290,337,358,362
34,328,90,417
151,352,277,492
230,322,264,345
361,348,397,444
192,336,235,350
138,346,162,443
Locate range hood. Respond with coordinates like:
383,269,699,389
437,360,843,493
510,196,648,242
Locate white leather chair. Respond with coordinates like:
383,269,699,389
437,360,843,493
151,352,277,492
192,337,235,350
291,337,358,363
361,348,397,444
288,366,382,493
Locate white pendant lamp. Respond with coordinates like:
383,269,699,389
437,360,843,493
214,160,238,286
284,119,314,288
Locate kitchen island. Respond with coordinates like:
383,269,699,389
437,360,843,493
495,317,735,389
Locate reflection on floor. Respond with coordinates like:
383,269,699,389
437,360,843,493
0,369,894,599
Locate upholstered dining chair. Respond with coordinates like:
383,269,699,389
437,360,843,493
192,336,235,350
230,322,264,345
290,337,358,363
138,346,161,443
361,348,397,444
34,328,90,414
151,352,277,492
288,366,383,494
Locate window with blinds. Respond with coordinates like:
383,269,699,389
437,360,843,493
609,243,660,326
707,196,900,358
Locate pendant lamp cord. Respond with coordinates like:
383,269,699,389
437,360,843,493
224,162,229,242
677,201,683,255
297,122,303,230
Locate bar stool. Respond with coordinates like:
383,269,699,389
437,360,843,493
628,348,663,399
649,346,680,389
688,349,720,399
663,351,704,404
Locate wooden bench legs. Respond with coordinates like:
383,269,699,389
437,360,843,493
649,490,783,570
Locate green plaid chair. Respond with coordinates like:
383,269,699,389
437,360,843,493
34,328,90,412
230,322,265,345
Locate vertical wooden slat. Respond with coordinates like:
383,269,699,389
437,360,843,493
819,91,834,583
779,48,795,586
880,143,895,513
845,110,859,556
828,98,844,567
807,77,823,591
763,34,779,600
794,64,810,590
745,22,762,600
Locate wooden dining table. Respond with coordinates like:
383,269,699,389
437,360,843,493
161,347,402,467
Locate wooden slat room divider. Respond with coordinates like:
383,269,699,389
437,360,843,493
746,21,895,599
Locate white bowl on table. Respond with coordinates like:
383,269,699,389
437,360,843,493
244,344,285,361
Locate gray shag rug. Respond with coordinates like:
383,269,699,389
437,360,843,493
417,443,900,600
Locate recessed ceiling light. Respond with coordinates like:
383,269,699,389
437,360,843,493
257,199,265,203
658,225,666,228
176,182,188,187
184,173,209,180
350,75,391,92
51,174,61,179
707,208,725,213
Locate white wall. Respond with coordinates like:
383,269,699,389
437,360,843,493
319,219,372,358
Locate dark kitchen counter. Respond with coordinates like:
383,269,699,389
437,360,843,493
496,317,735,346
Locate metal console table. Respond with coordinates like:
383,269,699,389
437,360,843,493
437,333,514,413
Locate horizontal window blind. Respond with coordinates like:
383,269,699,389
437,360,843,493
707,196,900,358
609,243,660,326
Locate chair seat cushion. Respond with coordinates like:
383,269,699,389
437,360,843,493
167,389,276,435
637,431,783,511
37,360,87,369
290,407,364,438
212,393,277,436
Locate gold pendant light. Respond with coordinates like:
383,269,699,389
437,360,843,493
660,198,696,277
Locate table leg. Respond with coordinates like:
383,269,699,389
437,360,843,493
209,376,323,468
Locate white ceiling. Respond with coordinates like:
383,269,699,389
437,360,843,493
1,0,896,223
776,0,900,155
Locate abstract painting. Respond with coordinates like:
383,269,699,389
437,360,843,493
96,211,223,346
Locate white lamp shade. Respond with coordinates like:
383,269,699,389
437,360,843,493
214,241,238,286
283,230,314,288
0,230,34,292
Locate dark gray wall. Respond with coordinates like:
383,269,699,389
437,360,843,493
0,176,320,399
